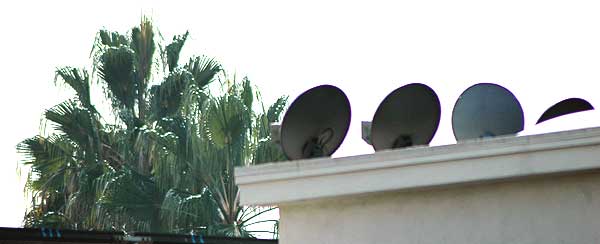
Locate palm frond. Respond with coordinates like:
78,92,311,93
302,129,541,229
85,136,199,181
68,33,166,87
96,46,139,128
93,168,157,231
203,94,251,153
55,67,94,111
91,30,130,70
130,17,157,121
44,101,97,150
165,31,189,72
185,56,221,89
131,17,156,86
159,188,219,234
96,30,129,48
149,69,193,120
97,46,137,111
266,96,288,124
18,135,75,192
240,77,254,111
253,96,288,164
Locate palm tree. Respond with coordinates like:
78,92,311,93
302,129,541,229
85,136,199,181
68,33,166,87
18,17,287,237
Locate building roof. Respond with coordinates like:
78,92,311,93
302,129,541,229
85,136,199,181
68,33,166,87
236,126,600,205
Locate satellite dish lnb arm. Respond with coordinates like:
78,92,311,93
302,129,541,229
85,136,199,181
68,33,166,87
361,121,373,145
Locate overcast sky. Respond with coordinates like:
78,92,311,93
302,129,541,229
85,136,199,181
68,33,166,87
1,0,600,228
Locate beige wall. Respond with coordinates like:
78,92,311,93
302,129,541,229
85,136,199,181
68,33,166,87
237,128,600,244
280,172,600,244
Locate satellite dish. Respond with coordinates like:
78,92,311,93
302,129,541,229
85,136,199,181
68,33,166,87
519,109,599,136
280,85,351,160
536,98,594,124
452,83,524,141
368,83,441,151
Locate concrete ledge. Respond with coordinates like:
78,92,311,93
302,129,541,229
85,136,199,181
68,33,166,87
235,127,600,205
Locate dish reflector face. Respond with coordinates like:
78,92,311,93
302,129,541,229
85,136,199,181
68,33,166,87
280,85,351,160
371,83,441,151
537,98,594,124
452,83,524,141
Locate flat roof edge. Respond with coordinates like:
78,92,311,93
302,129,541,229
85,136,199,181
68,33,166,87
236,127,600,205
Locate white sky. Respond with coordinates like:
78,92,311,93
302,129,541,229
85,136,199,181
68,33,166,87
2,0,600,229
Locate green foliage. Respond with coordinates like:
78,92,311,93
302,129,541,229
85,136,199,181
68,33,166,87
130,17,156,87
149,69,192,119
165,31,189,72
55,67,93,110
98,46,137,111
19,18,287,238
186,56,221,89
97,30,129,48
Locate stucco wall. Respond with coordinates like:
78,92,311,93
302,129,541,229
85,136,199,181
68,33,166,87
280,172,600,244
237,128,600,244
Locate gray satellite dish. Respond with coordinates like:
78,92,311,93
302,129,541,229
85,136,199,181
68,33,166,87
367,83,441,151
279,85,351,160
536,98,594,124
452,83,524,141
